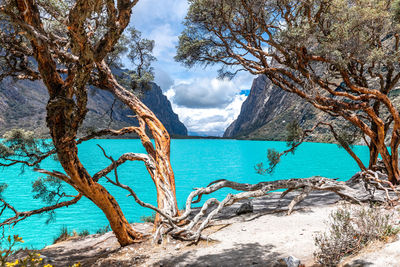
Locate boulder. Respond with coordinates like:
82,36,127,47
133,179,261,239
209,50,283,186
235,201,253,215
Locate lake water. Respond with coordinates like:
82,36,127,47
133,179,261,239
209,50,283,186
0,139,369,248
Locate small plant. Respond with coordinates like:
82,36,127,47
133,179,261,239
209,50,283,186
12,252,45,267
95,225,110,235
53,226,77,244
0,235,47,267
0,235,24,266
78,230,90,237
314,205,400,266
140,212,156,223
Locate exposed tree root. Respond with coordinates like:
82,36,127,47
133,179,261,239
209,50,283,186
96,144,399,244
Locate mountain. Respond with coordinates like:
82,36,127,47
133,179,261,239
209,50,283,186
223,75,343,142
0,77,187,137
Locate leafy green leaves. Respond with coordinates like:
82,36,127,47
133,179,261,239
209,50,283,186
0,183,8,198
0,129,55,169
32,176,63,205
286,121,303,152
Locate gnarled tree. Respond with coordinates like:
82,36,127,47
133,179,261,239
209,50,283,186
0,0,178,246
176,0,400,184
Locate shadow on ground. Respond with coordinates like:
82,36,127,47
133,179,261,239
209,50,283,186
153,242,286,267
344,259,374,266
205,190,341,221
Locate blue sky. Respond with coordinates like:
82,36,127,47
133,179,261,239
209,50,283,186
126,0,255,136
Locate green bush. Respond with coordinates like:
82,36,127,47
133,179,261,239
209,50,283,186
0,235,45,266
140,212,156,223
314,206,400,266
53,226,77,244
95,225,110,235
78,230,90,237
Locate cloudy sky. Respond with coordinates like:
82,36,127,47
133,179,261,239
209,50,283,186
126,0,255,136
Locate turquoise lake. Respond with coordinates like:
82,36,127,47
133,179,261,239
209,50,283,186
0,139,369,249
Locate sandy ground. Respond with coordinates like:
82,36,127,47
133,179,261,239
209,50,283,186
149,205,337,266
23,191,400,267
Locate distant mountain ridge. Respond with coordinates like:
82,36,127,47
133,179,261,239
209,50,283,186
0,77,187,137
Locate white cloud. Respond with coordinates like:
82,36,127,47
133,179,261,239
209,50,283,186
163,72,255,136
171,77,239,109
148,24,178,58
170,94,247,136
154,67,174,91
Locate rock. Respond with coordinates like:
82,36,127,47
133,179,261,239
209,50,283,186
235,201,253,215
281,256,302,267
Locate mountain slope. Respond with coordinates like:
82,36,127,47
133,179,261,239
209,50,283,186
0,78,187,137
223,75,341,141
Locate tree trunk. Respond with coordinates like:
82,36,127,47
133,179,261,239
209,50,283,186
56,142,143,245
368,143,379,169
97,62,179,224
376,142,400,185
46,97,143,246
383,158,400,185
113,88,179,223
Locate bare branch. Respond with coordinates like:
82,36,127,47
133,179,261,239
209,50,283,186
0,194,81,229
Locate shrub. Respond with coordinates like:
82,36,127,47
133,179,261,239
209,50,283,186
95,225,110,235
53,226,77,244
314,205,399,266
0,235,45,266
78,230,90,237
140,213,156,223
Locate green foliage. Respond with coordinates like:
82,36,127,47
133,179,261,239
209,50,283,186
3,129,36,148
32,176,63,205
0,235,52,267
177,0,400,78
127,27,156,94
266,149,281,169
255,149,281,175
53,227,90,244
0,235,24,265
106,34,129,67
285,121,302,152
78,230,90,237
31,175,74,224
314,206,400,266
0,129,54,169
0,183,8,198
95,225,110,235
111,27,156,99
0,235,45,267
140,213,156,223
0,144,13,158
336,124,360,150
53,226,70,244
255,121,304,175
